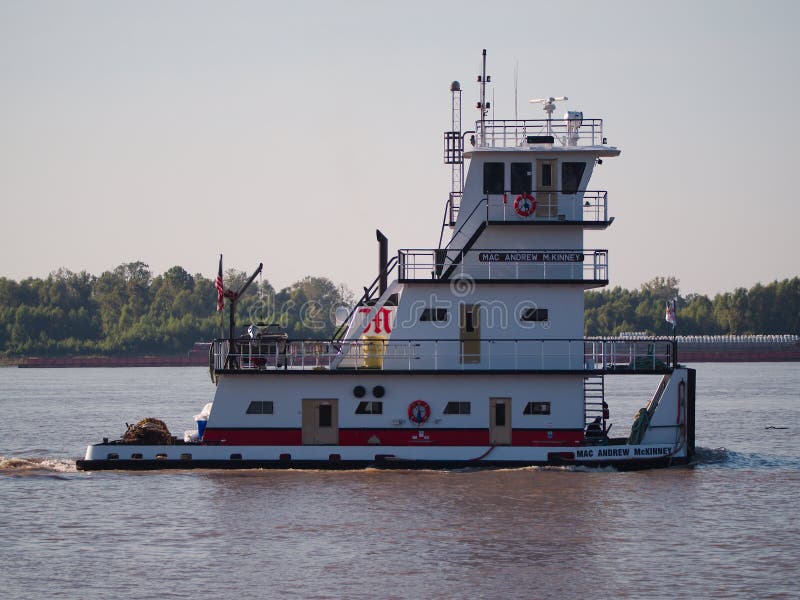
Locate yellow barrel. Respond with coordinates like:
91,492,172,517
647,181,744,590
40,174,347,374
362,336,386,369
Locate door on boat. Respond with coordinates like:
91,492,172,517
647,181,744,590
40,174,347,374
301,399,339,444
460,304,481,364
489,398,512,444
536,159,557,218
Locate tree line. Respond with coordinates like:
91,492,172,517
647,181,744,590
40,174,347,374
0,264,797,357
0,262,353,357
584,276,800,336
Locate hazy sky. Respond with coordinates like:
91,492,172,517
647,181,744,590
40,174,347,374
1,0,798,297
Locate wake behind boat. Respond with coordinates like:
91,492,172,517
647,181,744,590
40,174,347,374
77,51,695,471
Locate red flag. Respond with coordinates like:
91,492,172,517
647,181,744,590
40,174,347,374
215,255,224,311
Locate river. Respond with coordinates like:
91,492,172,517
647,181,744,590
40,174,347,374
1,363,798,599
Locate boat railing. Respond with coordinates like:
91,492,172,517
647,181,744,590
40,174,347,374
474,118,605,148
484,190,609,223
212,337,674,373
398,248,608,283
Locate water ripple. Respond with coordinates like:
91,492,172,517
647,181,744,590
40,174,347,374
693,446,800,470
0,456,77,476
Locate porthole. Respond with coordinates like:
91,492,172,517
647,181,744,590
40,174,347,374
107,453,119,460
131,453,143,460
230,453,242,460
353,385,366,398
179,453,192,460
373,385,385,398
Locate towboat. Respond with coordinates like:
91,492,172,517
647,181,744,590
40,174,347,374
77,51,695,471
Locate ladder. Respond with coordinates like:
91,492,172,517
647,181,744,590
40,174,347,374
583,374,606,433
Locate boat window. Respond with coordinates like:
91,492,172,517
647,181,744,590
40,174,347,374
420,308,448,322
465,310,476,333
494,403,506,426
510,163,532,194
443,401,471,415
483,162,504,194
521,308,549,322
540,163,553,187
246,400,274,414
355,401,383,415
562,162,586,195
319,404,333,427
523,401,551,415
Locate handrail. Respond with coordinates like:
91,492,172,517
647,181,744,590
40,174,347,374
474,118,605,148
398,248,608,283
212,337,676,373
441,197,488,251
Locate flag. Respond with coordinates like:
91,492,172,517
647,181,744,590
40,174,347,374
665,301,676,328
215,255,224,312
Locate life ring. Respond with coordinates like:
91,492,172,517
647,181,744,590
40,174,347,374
408,400,431,425
514,193,536,217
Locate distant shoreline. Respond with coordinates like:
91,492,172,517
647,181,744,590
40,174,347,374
15,355,208,368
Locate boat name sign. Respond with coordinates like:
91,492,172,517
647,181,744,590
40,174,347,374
478,251,584,263
576,446,673,459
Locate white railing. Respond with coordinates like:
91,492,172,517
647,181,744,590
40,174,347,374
212,338,674,373
484,191,608,223
398,248,608,282
475,118,605,148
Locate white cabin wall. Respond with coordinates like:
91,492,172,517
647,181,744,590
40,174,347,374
210,373,586,430
392,283,584,339
477,227,582,249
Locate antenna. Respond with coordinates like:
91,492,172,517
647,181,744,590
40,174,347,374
529,96,568,134
476,49,491,145
514,60,519,120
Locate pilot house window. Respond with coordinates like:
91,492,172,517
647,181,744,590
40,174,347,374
562,162,587,195
483,162,504,194
510,163,532,194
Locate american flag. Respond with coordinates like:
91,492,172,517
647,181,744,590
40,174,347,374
215,255,224,312
665,301,676,327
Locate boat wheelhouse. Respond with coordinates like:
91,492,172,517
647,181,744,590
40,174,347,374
78,51,695,471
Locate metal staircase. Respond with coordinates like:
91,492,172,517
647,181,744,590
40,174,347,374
583,374,606,433
440,222,487,280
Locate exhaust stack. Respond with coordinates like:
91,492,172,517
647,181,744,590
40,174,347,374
376,229,388,297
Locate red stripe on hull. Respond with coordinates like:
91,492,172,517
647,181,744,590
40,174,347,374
203,428,583,446
203,429,302,445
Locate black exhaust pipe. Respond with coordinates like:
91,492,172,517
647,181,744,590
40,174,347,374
376,229,388,297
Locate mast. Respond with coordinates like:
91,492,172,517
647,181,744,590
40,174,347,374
477,49,490,145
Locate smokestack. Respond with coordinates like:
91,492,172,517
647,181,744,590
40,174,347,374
376,229,388,296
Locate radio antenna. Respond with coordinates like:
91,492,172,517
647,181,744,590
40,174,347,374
477,49,490,145
514,60,519,120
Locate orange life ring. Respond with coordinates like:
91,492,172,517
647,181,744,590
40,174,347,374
408,400,431,425
514,193,536,217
